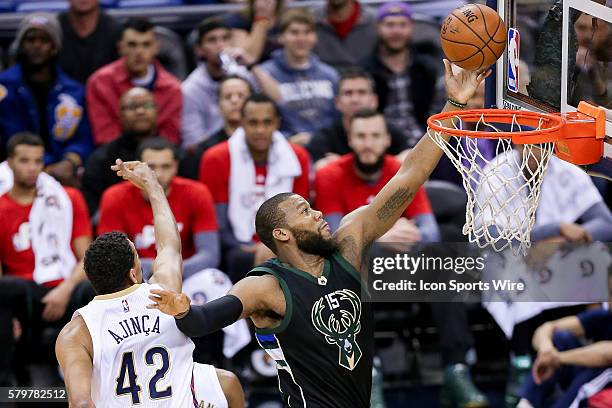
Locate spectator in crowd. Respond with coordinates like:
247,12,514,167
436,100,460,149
314,109,489,407
81,87,158,215
0,13,93,186
87,17,181,145
0,133,92,386
312,0,377,69
224,0,285,64
315,109,438,237
180,76,252,180
199,94,310,282
98,137,220,278
182,17,254,150
306,67,409,169
256,8,339,144
363,2,443,147
57,0,122,84
517,308,612,408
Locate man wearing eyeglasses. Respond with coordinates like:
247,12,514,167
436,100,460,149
81,87,159,215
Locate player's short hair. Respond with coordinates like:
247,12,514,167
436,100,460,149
136,137,179,161
255,192,295,252
6,132,44,157
84,232,135,295
279,8,315,34
218,75,253,98
122,17,154,34
349,108,386,126
338,67,376,93
241,93,279,118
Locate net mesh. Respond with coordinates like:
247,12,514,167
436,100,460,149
427,112,555,254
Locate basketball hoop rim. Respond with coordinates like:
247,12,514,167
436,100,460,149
427,109,565,144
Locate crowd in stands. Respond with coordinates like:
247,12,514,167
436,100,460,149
0,0,610,407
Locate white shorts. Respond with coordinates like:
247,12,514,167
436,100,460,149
193,363,228,408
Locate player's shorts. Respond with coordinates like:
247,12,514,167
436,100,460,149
192,363,228,408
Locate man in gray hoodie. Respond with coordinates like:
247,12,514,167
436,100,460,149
256,8,339,145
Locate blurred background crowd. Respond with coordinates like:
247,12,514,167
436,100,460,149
0,0,611,407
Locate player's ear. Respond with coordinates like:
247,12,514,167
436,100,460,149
128,268,139,284
272,228,290,244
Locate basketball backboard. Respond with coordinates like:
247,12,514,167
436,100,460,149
487,0,612,179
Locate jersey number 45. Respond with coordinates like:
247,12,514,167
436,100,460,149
116,346,172,404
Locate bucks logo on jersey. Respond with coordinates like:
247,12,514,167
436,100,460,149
311,289,362,370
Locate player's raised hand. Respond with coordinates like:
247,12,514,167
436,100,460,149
443,59,491,105
147,289,191,317
111,159,159,191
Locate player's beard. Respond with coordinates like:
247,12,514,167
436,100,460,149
354,153,385,175
291,227,337,257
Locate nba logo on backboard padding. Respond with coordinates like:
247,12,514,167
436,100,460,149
507,28,520,93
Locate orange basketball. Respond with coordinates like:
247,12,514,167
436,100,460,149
440,4,507,71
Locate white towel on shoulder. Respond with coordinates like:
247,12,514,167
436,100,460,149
0,161,13,195
228,128,302,243
0,161,76,284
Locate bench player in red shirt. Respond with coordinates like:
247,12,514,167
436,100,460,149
199,94,310,282
315,109,438,241
98,137,219,280
0,133,92,386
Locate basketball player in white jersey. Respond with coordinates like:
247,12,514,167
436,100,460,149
55,160,244,407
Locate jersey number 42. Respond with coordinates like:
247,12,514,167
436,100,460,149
116,346,172,404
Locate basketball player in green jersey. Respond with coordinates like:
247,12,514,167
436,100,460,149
149,60,490,408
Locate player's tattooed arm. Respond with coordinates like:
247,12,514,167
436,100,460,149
336,62,490,258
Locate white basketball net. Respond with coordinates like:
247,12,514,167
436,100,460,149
427,113,555,254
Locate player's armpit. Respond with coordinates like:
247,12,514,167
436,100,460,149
216,368,245,408
228,275,285,321
55,316,95,408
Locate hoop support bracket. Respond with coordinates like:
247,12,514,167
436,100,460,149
555,102,606,165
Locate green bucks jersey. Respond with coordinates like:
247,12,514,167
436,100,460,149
249,252,373,408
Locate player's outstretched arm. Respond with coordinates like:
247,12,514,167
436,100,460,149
111,159,182,293
148,275,284,337
335,61,490,267
55,316,95,408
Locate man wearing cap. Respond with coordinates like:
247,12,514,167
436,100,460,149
362,2,444,148
0,12,93,186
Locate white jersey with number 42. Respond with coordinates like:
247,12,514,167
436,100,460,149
75,283,196,407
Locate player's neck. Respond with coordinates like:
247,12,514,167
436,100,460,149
9,184,37,205
248,147,269,163
353,160,383,183
224,122,239,137
278,249,326,278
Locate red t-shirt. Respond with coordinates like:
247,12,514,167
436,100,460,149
0,188,92,284
199,140,311,204
315,154,433,218
97,177,217,259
